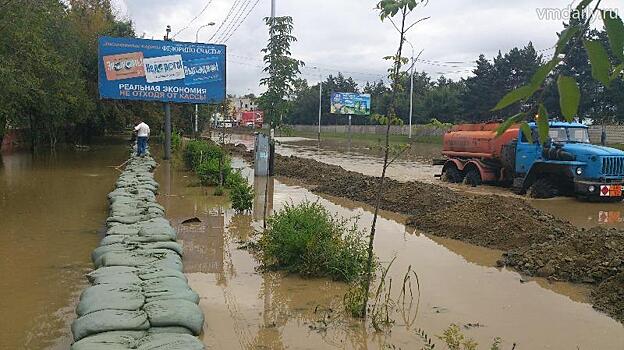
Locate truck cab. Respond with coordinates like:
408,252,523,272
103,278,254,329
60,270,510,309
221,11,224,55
440,121,624,201
514,122,624,200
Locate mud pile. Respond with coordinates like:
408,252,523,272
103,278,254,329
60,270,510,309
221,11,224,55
263,153,624,323
70,152,205,349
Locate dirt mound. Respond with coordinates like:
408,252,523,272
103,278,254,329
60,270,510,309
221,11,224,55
407,195,578,251
276,155,459,216
592,273,624,323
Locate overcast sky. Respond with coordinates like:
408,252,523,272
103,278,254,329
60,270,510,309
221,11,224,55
111,0,622,96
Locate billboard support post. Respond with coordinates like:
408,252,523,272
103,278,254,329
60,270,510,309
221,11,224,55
164,103,172,160
348,114,352,145
163,26,172,160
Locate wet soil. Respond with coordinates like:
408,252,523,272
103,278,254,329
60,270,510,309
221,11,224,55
224,145,624,323
159,156,624,349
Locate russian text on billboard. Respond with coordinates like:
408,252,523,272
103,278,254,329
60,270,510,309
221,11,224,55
98,36,226,104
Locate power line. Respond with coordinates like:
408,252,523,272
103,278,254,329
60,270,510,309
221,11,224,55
172,0,215,39
215,0,253,43
209,0,244,42
222,0,262,43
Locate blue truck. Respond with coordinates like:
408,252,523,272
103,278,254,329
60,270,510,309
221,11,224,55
441,121,624,201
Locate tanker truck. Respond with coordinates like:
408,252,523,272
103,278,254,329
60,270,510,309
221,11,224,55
440,121,624,201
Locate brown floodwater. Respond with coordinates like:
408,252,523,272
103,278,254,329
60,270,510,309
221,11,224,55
0,142,128,350
157,156,624,350
229,133,624,230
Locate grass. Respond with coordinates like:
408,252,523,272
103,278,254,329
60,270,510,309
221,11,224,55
258,200,369,283
183,139,232,186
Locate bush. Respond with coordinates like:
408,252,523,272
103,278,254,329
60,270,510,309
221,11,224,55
259,201,369,282
225,169,247,189
230,181,254,212
183,139,226,170
184,140,233,187
172,131,182,152
196,157,232,186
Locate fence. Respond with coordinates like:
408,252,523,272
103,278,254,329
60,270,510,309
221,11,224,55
588,125,624,144
291,125,448,139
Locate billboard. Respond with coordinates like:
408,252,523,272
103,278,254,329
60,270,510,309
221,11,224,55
98,36,226,104
330,92,371,115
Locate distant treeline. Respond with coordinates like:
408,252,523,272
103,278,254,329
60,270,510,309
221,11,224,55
289,38,624,127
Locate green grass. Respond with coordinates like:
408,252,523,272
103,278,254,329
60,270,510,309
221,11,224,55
259,200,369,283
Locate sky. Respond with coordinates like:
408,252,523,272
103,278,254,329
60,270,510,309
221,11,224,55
111,0,622,96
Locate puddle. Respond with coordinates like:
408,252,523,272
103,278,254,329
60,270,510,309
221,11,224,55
531,197,624,230
0,142,128,349
157,156,624,350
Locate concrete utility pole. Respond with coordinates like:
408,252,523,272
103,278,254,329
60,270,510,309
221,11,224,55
271,0,276,18
164,25,172,160
313,68,322,141
194,23,216,137
406,39,423,140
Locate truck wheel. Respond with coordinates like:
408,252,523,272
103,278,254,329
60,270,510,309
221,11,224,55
442,165,463,183
463,169,482,187
528,178,558,199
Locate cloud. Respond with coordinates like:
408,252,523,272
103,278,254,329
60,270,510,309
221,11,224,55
113,0,622,95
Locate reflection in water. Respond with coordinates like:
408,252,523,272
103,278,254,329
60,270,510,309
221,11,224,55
0,143,127,350
161,157,624,350
253,176,274,224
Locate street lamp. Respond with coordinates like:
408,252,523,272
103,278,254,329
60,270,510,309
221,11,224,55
194,23,216,136
405,39,423,140
312,67,323,142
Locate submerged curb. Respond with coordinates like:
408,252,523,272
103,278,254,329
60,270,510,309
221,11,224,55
70,151,205,349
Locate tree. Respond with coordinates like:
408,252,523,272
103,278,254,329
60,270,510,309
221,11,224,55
495,1,624,142
360,0,430,318
258,16,304,128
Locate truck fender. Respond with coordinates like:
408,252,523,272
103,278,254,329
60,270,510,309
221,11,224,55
463,161,498,182
443,159,464,173
522,162,575,190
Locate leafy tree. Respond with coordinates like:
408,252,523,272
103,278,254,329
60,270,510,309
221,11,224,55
495,1,624,142
258,16,305,128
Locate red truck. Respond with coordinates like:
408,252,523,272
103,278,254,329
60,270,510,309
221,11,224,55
240,111,263,128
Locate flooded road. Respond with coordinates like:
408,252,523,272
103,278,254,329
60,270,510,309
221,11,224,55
228,133,624,231
158,156,624,350
0,142,127,349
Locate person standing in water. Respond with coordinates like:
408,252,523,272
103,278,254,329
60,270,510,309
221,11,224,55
134,119,150,156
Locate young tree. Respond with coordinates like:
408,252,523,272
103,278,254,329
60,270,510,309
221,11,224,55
258,16,305,129
495,1,624,142
360,0,430,317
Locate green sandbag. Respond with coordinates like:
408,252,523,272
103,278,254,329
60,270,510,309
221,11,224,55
76,284,145,316
100,236,128,246
106,224,139,236
144,300,204,335
87,269,142,287
70,331,146,350
98,250,183,272
138,267,187,282
86,266,138,284
93,242,182,265
107,215,146,225
72,310,150,341
135,334,204,350
138,219,176,240
142,277,199,304
147,327,193,335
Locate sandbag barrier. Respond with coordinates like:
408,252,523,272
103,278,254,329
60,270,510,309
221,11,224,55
70,151,205,350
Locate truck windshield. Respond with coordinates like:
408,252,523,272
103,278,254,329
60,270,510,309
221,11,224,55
568,128,590,143
548,128,568,142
